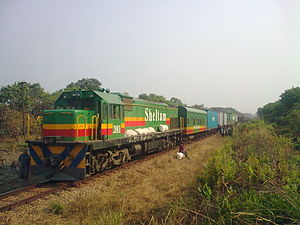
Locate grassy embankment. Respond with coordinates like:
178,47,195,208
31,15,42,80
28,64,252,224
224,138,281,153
146,121,300,224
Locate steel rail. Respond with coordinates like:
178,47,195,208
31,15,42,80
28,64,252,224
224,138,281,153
0,180,51,201
0,182,70,213
0,150,163,213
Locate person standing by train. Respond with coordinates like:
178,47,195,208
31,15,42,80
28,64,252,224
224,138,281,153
18,149,30,180
228,126,233,136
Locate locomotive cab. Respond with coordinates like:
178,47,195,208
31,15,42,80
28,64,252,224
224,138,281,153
42,90,125,142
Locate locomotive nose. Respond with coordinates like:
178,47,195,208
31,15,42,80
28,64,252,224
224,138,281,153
42,109,96,142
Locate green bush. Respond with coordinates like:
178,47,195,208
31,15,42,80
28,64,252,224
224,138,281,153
194,122,300,224
48,201,65,215
155,121,300,224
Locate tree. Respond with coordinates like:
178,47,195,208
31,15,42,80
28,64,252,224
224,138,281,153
285,109,300,137
0,81,53,116
192,104,205,110
0,105,23,139
138,93,168,103
280,87,300,109
0,81,30,111
257,87,300,140
138,93,186,105
170,97,183,105
65,78,102,91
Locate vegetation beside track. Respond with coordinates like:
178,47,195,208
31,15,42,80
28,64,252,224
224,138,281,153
144,121,300,224
257,87,300,149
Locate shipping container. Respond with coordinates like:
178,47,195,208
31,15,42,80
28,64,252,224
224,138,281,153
207,110,218,129
218,112,224,126
224,113,228,126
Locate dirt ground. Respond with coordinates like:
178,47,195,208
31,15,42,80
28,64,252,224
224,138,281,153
0,135,225,225
0,138,31,194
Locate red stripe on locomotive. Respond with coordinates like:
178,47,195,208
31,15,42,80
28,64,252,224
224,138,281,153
43,129,93,137
125,121,146,127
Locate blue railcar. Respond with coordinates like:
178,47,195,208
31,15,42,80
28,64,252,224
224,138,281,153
207,110,219,130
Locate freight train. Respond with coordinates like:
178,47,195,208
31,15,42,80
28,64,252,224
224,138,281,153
27,89,237,181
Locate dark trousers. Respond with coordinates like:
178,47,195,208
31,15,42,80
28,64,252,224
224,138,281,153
20,167,29,180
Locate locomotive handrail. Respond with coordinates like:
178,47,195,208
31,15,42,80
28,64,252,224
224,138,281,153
179,117,184,128
37,116,43,139
91,115,99,140
27,114,30,138
76,115,87,141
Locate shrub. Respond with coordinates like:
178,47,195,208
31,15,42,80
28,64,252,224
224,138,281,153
48,201,65,215
158,121,300,224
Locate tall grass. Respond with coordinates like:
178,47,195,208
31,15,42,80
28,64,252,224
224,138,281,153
147,121,300,224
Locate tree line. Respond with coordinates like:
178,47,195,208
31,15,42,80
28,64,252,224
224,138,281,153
0,77,246,139
257,87,300,148
0,78,102,139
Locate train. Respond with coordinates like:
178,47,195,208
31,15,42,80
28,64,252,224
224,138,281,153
27,89,237,181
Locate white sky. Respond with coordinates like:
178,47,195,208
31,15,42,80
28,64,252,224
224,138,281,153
0,0,299,113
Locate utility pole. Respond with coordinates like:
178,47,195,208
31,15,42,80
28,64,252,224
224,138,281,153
19,81,26,140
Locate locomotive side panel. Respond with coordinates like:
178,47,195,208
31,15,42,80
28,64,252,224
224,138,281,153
124,99,178,131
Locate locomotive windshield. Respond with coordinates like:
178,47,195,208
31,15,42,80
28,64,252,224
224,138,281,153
55,98,95,110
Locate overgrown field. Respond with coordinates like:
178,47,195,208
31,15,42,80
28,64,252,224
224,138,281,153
148,121,300,224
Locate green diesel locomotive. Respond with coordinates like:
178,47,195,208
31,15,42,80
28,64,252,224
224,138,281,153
28,90,182,180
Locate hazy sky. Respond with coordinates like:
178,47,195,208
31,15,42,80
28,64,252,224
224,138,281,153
1,0,299,113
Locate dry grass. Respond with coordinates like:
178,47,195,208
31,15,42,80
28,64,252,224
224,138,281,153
0,138,32,194
0,135,224,225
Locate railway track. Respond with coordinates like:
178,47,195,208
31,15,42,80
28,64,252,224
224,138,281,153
0,146,176,213
0,181,71,213
0,134,212,213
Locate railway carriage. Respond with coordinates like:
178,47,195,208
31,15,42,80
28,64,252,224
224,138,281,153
178,106,207,135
